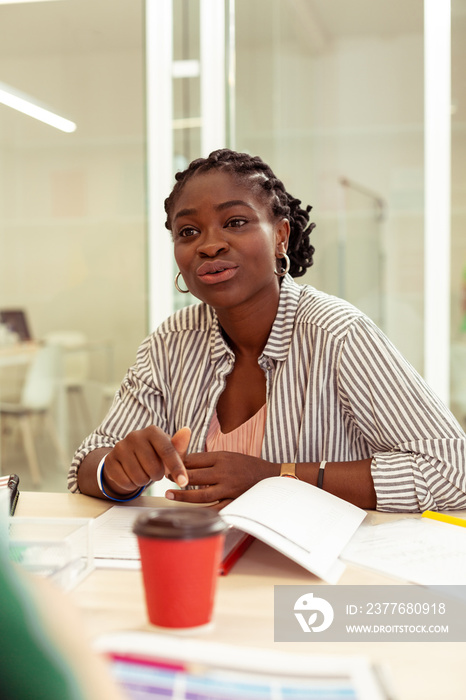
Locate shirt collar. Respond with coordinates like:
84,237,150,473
209,274,301,364
210,310,234,362
262,274,301,361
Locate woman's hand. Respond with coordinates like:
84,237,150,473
165,451,279,510
102,426,191,497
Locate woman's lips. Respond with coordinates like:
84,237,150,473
196,261,239,285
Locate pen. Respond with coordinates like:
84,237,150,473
8,475,19,516
0,474,20,516
108,652,186,673
421,510,466,528
219,532,254,576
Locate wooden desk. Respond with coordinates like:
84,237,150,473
16,492,466,700
0,341,38,368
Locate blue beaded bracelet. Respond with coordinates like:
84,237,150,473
96,455,146,502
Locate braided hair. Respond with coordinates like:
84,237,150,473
164,148,315,277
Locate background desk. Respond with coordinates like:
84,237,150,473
16,492,466,700
0,341,114,481
0,341,39,368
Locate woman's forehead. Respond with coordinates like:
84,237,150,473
173,169,267,211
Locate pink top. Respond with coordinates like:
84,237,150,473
205,404,267,458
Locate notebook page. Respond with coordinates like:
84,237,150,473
221,477,366,579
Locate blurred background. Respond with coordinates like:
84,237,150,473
0,0,465,491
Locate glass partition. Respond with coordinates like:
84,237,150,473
172,0,201,311
0,0,147,486
233,0,425,373
335,178,386,331
450,2,466,428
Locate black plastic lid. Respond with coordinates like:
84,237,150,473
132,507,227,540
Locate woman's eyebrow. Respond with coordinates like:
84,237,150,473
174,199,255,221
173,207,196,221
215,199,255,211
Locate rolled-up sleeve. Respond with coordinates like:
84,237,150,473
338,317,466,512
67,335,170,494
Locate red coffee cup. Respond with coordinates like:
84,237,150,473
133,507,227,629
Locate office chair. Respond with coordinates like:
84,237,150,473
0,344,67,486
43,331,92,436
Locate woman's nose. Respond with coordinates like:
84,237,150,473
197,230,229,257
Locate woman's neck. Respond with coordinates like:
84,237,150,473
216,290,280,359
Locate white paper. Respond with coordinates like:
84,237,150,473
92,507,251,571
341,517,466,585
92,506,143,567
221,477,366,582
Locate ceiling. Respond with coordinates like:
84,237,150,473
310,0,423,39
0,0,463,58
0,0,143,57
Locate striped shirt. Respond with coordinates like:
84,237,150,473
68,275,466,512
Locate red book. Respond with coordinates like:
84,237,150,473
219,527,254,575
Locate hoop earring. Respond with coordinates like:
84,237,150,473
174,272,189,294
274,253,290,277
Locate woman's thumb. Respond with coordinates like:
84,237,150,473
171,426,191,460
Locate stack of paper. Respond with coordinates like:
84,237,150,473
341,517,466,585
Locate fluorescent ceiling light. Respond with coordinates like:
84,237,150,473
0,81,76,132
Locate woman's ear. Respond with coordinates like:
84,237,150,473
275,218,290,254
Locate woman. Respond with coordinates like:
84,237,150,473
69,149,466,512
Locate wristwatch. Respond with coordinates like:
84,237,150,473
280,463,299,479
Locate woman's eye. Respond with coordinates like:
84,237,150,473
226,218,247,228
178,227,198,238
